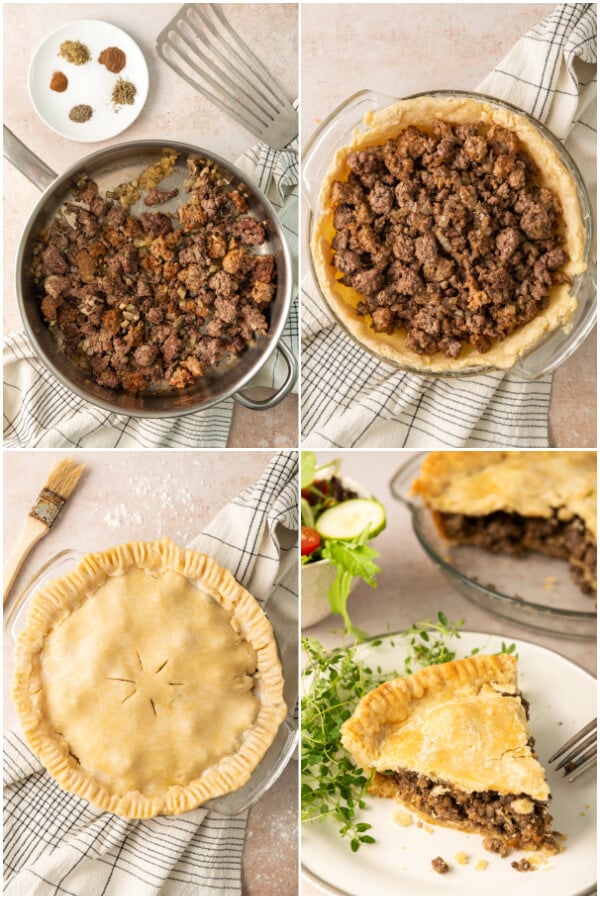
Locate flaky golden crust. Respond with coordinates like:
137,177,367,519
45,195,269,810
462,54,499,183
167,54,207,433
12,538,286,819
312,95,587,372
412,451,597,537
340,655,549,800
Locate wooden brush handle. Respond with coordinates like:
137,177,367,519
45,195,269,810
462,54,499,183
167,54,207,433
3,517,49,606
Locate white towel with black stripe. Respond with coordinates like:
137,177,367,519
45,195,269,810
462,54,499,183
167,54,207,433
3,140,298,449
3,452,298,896
301,4,596,448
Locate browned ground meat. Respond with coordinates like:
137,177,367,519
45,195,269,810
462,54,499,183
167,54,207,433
329,122,571,358
437,510,596,593
431,857,449,874
511,858,535,872
483,837,510,857
371,769,557,852
31,157,277,393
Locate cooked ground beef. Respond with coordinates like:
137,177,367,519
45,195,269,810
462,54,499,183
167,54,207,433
437,510,596,594
431,856,449,874
372,769,557,852
31,157,276,394
482,837,510,857
511,858,535,872
329,121,571,358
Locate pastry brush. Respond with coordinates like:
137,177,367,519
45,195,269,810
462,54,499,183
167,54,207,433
3,458,85,605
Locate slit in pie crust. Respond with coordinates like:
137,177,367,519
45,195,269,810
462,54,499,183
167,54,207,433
341,654,558,853
12,538,287,818
412,450,597,593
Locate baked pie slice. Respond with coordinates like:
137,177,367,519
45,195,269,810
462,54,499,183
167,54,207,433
412,451,597,593
341,655,558,853
12,538,287,818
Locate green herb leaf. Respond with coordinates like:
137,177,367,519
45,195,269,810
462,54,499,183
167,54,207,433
322,540,381,585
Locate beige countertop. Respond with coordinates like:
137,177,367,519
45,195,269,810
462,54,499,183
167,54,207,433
4,3,298,449
301,3,596,449
301,449,596,895
3,449,298,896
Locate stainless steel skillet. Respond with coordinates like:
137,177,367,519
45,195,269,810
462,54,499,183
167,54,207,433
5,127,296,417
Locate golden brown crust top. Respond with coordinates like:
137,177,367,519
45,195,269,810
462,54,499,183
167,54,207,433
340,654,550,800
412,451,597,536
312,95,587,372
12,538,286,819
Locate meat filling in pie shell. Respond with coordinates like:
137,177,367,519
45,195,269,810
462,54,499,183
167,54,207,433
412,450,597,593
12,539,286,818
312,95,586,371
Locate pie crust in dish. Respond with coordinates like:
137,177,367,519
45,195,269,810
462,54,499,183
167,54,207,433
311,95,587,371
341,654,557,852
412,451,597,593
12,538,287,818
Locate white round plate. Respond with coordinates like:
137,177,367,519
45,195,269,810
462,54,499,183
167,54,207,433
28,19,149,143
302,631,597,896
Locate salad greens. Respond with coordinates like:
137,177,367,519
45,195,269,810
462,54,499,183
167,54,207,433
301,451,384,635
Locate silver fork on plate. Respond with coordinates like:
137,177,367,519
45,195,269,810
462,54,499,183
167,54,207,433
156,4,298,149
549,718,597,781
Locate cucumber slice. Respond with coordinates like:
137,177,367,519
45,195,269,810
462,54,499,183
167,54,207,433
315,498,386,540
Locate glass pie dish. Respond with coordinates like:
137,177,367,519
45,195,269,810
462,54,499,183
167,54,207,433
389,453,596,638
5,548,298,817
302,89,595,379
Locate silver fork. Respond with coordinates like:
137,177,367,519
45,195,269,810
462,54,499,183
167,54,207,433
549,718,597,781
156,4,297,149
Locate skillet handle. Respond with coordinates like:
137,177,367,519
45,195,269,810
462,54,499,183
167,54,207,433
233,341,297,410
3,126,57,192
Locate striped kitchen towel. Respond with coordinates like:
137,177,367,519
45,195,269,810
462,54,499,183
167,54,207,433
301,3,596,448
4,451,298,896
3,138,298,449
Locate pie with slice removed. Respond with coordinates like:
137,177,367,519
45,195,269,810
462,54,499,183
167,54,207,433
412,450,597,593
341,654,559,853
12,538,287,818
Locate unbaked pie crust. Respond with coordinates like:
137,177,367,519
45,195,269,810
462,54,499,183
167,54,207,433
12,538,287,818
311,95,587,371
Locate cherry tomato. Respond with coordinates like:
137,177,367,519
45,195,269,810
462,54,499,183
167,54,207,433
301,526,321,556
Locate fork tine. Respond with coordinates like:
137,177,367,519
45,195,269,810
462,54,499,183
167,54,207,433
553,731,597,770
567,754,597,782
548,718,597,763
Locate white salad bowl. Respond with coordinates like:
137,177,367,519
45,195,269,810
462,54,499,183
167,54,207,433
301,475,376,629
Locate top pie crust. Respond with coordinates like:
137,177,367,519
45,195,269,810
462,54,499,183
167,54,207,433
12,538,287,818
340,654,549,800
311,95,587,371
412,450,597,537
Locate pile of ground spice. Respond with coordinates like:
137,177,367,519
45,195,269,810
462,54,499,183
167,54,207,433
59,40,91,66
50,71,68,92
69,104,93,123
112,78,137,107
98,46,126,73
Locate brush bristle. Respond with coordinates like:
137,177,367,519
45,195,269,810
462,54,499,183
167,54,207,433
44,459,86,499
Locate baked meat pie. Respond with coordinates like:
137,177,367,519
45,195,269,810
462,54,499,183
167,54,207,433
312,95,586,371
341,655,558,853
412,451,597,593
12,538,286,818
